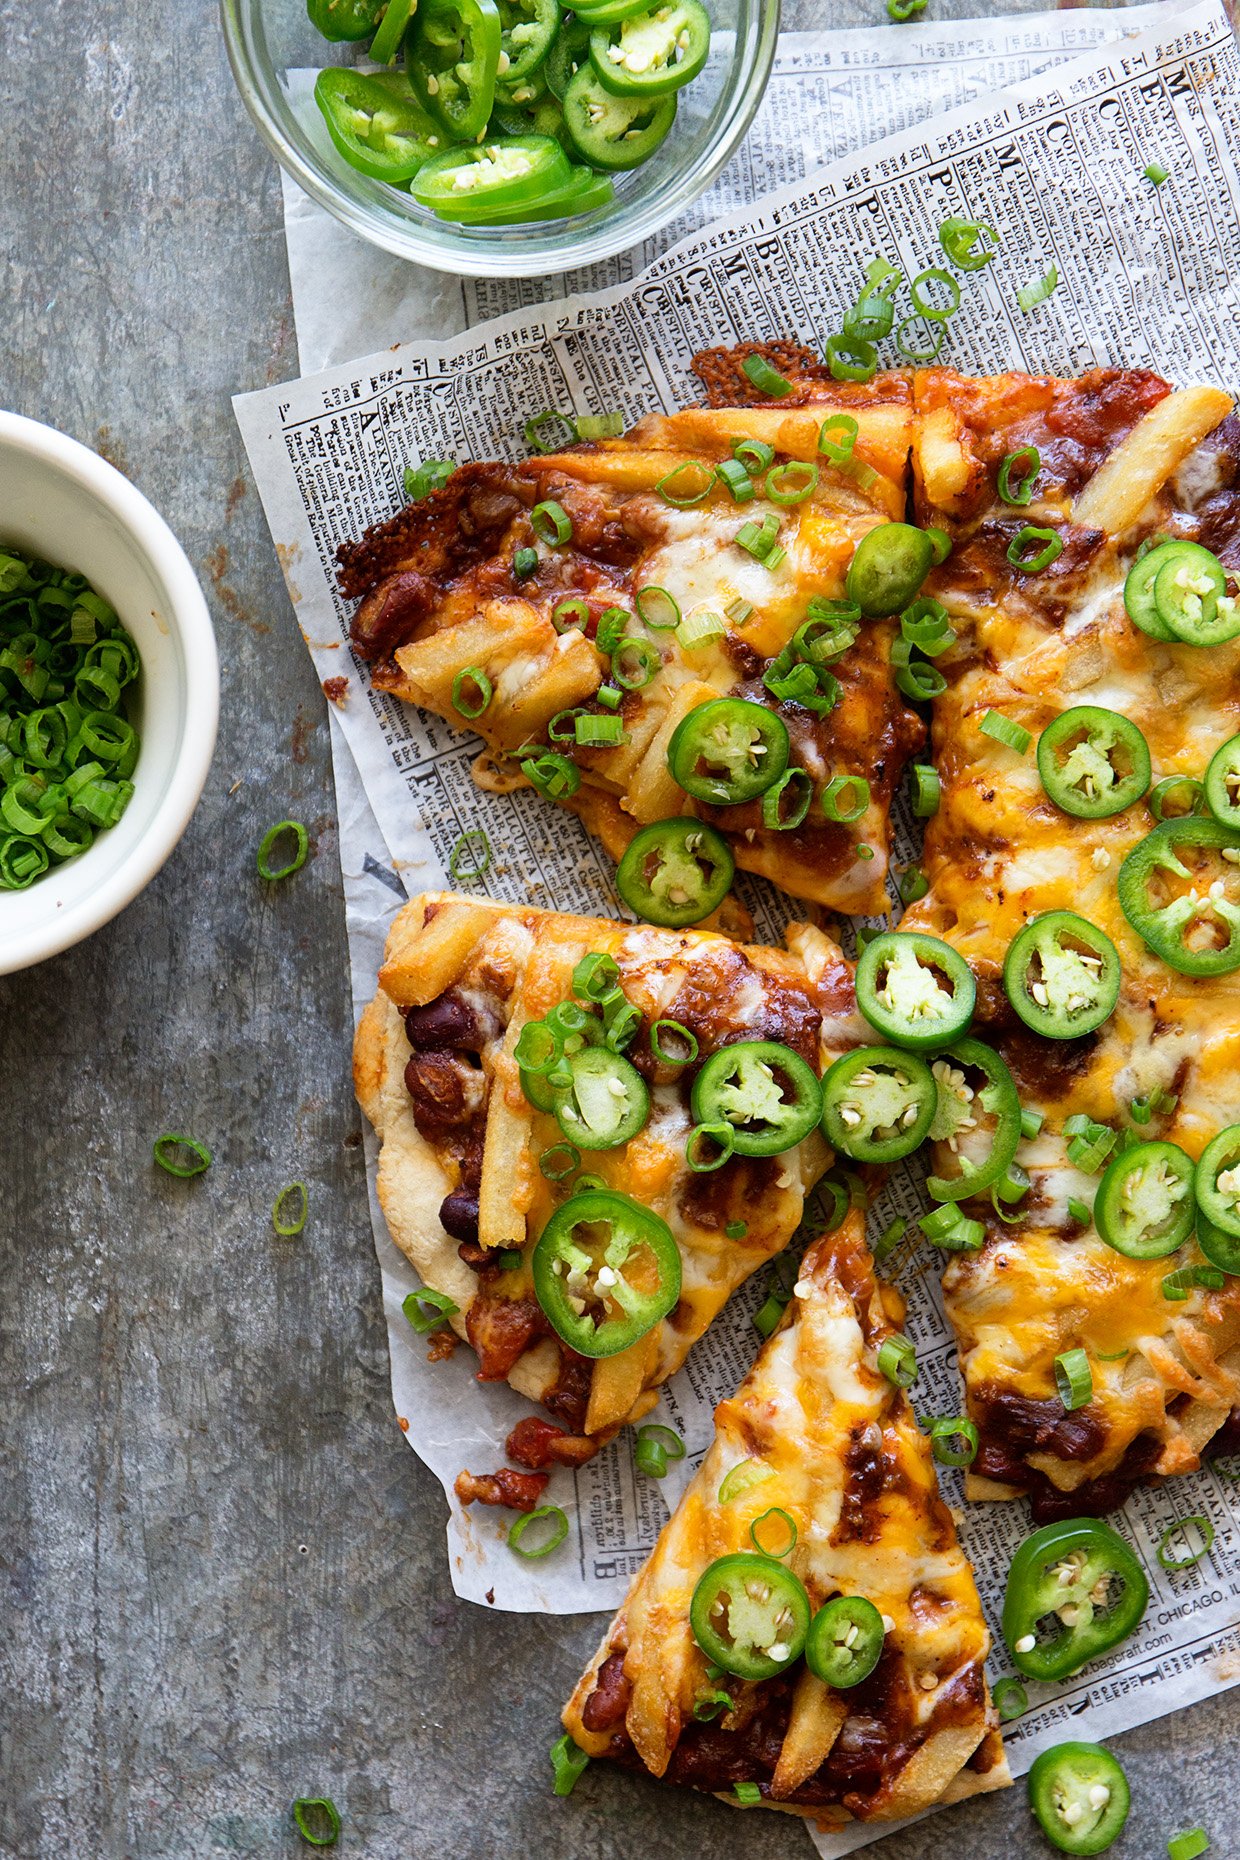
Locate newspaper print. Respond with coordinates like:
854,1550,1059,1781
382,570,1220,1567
236,2,1240,1848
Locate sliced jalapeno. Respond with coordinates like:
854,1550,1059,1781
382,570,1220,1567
314,68,442,181
1003,912,1121,1038
845,523,934,617
466,163,615,220
531,1189,681,1356
1204,733,1240,829
691,1040,823,1156
497,0,561,93
926,1037,1021,1203
553,1046,650,1150
1027,1743,1130,1856
562,64,676,168
545,14,592,93
820,1047,937,1163
1037,706,1151,819
1094,1140,1195,1258
1003,1518,1148,1684
804,1595,885,1688
1195,1123,1240,1239
1117,816,1240,976
588,0,710,96
689,1553,812,1680
615,817,733,927
308,0,384,42
1153,540,1240,646
854,931,976,1052
667,697,789,805
1123,540,1180,642
412,134,571,217
406,0,503,141
1196,1202,1240,1274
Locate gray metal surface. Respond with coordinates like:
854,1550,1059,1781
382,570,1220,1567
0,0,1229,1853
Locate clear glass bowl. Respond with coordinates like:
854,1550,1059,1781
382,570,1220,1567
220,0,779,277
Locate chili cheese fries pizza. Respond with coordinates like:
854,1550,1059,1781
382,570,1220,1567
337,369,925,919
354,889,871,1460
562,1213,1009,1825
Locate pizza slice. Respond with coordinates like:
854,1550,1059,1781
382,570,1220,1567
336,357,924,917
562,1211,1009,1825
354,889,870,1461
896,364,1240,1515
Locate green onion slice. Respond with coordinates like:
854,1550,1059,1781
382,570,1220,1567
531,500,572,544
980,710,1032,754
925,1414,979,1467
750,1506,797,1557
741,353,793,398
938,216,998,271
612,638,660,690
257,819,309,881
1157,1515,1214,1570
998,445,1041,507
895,316,944,363
404,459,454,499
686,1121,735,1173
1021,1106,1045,1140
871,1217,908,1265
825,331,877,384
634,1436,667,1476
925,526,952,565
1163,1265,1224,1300
1016,265,1059,312
765,461,819,505
651,1019,698,1065
822,774,869,823
1144,162,1170,187
715,457,755,502
539,1141,581,1182
636,585,680,630
513,546,538,579
733,438,775,474
726,1220,747,1239
733,1781,762,1804
1007,525,1063,573
524,409,577,453
449,829,491,883
898,865,928,905
508,1504,570,1558
451,666,493,719
550,1734,590,1796
735,513,780,561
910,267,961,321
153,1133,212,1178
762,767,813,830
818,414,858,463
911,763,940,817
403,1287,459,1334
575,714,625,748
273,1181,309,1235
638,1422,684,1461
657,461,716,507
292,1797,342,1847
1054,1347,1093,1411
992,1676,1028,1721
677,608,726,651
877,1333,917,1388
1166,1832,1208,1860
1068,1195,1093,1226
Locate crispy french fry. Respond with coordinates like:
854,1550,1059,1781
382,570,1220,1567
393,604,600,750
378,897,499,1007
1072,384,1234,532
622,681,716,823
770,1669,848,1798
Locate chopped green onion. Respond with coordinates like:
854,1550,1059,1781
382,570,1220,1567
635,585,680,630
825,332,877,383
1067,1195,1092,1226
635,1437,667,1476
638,1423,685,1464
725,597,754,627
733,438,775,474
898,865,928,904
911,763,940,817
508,1504,569,1558
733,1781,762,1805
1065,1114,1116,1175
741,354,793,398
892,638,947,702
403,1287,459,1334
910,268,961,321
1007,525,1063,573
925,526,952,565
725,1220,747,1239
1144,162,1170,188
980,710,1032,754
998,446,1041,507
1153,1088,1179,1114
153,1133,212,1178
404,458,454,499
576,410,624,439
818,414,858,463
595,608,629,655
1055,1347,1093,1411
1163,1265,1225,1299
550,1734,590,1796
845,290,896,344
895,316,944,363
856,843,875,861
539,1141,581,1182
523,409,577,453
451,666,493,720
901,596,955,656
450,828,491,883
921,1204,985,1251
495,1247,523,1270
257,819,309,881
657,461,715,507
677,608,726,651
877,1333,917,1387
693,1686,735,1721
531,500,572,545
552,596,589,634
752,1287,790,1338
1129,1095,1153,1125
735,513,780,561
938,217,998,272
993,1676,1028,1721
872,1216,908,1265
1157,1516,1214,1570
273,1181,308,1236
887,0,927,18
1016,265,1059,312
612,639,660,690
513,546,538,579
924,1414,979,1467
715,457,755,502
572,1173,607,1196
575,714,625,747
292,1798,341,1847
651,1018,698,1064
574,952,619,1000
1021,1107,1045,1140
750,1507,797,1557
1150,775,1204,821
822,775,869,823
761,767,813,830
765,461,819,505
686,1121,735,1172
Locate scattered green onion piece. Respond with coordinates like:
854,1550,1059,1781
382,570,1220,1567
257,819,309,881
921,1203,985,1250
495,1247,523,1270
595,608,630,655
693,1687,735,1721
574,952,620,1001
732,438,775,474
572,1173,608,1196
1166,1833,1208,1860
877,1334,917,1388
451,666,493,720
1007,525,1063,573
1021,1107,1045,1140
1054,1348,1093,1411
898,864,928,905
892,638,947,702
1157,1516,1214,1570
575,410,624,439
765,461,819,505
741,354,793,398
1016,265,1059,312
910,268,961,321
1068,1196,1093,1226
900,596,955,656
403,1287,459,1334
531,500,572,545
716,458,755,502
872,1216,908,1264
752,1288,790,1338
677,608,726,651
550,1734,590,1796
1153,1087,1179,1114
1129,1095,1153,1125
552,596,590,634
657,462,716,507
980,710,1032,754
153,1133,212,1178
450,828,491,883
651,1018,698,1065
735,513,780,561
725,597,754,627
733,1782,762,1805
818,1177,850,1231
292,1798,341,1847
273,1181,308,1236
925,1415,979,1467
925,527,952,565
726,1220,747,1239
818,414,858,463
761,767,813,831
856,843,875,861
911,763,940,817
1163,1265,1225,1300
540,1142,581,1182
549,709,584,742
575,714,625,748
1144,162,1171,187
895,316,944,362
686,1121,735,1172
513,546,538,579
636,585,680,630
750,1507,797,1557
825,332,877,383
612,638,660,690
635,1437,667,1476
998,445,1041,507
1065,1115,1116,1175
1150,775,1204,821
993,1676,1028,1721
508,1504,569,1559
822,775,869,823
404,459,454,499
523,409,577,453
938,216,998,271
845,290,896,344
638,1423,684,1462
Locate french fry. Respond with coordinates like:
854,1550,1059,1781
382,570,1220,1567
1072,384,1234,532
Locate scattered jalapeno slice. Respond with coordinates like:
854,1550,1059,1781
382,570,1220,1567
562,64,676,168
1195,1123,1240,1239
854,931,976,1052
406,0,503,142
314,68,442,181
588,0,710,96
1196,1201,1240,1274
1027,1743,1130,1856
1123,540,1180,642
307,0,384,41
1117,816,1240,976
553,1046,650,1150
689,1553,811,1680
845,523,935,617
1036,706,1151,819
412,134,571,216
690,1040,823,1156
545,14,592,93
1153,540,1240,646
667,697,789,805
497,0,561,93
531,1189,681,1356
819,1046,936,1163
1003,1517,1148,1683
804,1595,885,1688
468,162,615,219
1204,732,1240,829
1095,1139,1196,1258
614,817,733,927
926,1037,1021,1202
1002,912,1121,1038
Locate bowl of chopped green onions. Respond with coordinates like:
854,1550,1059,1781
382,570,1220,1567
220,0,778,275
0,412,218,974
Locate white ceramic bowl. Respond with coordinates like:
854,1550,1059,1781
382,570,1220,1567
0,412,219,976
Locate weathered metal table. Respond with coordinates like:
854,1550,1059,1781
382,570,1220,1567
1,0,1230,1851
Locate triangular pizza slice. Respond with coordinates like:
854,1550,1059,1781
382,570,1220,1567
562,1212,1009,1826
354,889,868,1463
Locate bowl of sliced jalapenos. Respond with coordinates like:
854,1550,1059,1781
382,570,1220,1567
220,0,778,273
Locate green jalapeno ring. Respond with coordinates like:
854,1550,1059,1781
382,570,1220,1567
854,930,976,1053
1094,1139,1196,1258
804,1595,885,1688
1002,912,1122,1039
845,523,935,617
531,1189,681,1357
552,1046,650,1151
689,1553,812,1681
1036,705,1152,819
405,0,504,141
1027,1743,1130,1856
1195,1202,1240,1274
313,67,444,181
1002,1517,1149,1685
819,1046,937,1164
1117,815,1240,977
614,817,733,928
666,697,790,806
925,1036,1021,1203
1204,732,1240,829
690,1039,823,1157
1153,539,1240,646
1123,541,1181,642
1195,1123,1240,1239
